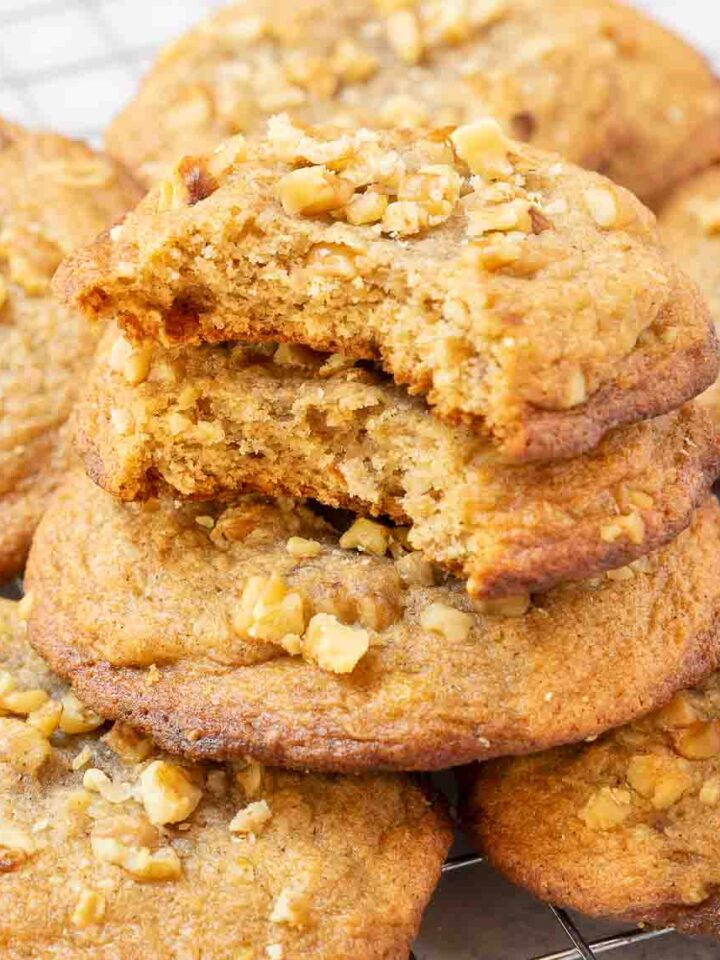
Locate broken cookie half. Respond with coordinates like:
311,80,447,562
55,119,719,461
76,332,720,600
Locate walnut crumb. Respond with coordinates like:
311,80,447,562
230,799,272,835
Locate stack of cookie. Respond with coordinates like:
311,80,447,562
35,111,720,780
5,0,720,956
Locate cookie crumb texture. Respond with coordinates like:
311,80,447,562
76,334,720,599
23,476,720,770
0,599,450,959
105,0,720,202
57,121,718,461
466,669,720,938
0,119,140,578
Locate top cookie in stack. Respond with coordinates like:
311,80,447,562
56,119,717,461
104,0,720,203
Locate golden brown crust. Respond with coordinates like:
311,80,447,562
23,475,720,771
462,667,720,938
0,597,450,960
105,0,720,202
55,122,719,461
75,333,720,599
0,118,140,576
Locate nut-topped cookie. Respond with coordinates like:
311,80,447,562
105,0,720,202
55,120,718,461
23,474,720,771
463,670,720,937
0,119,140,579
0,598,450,959
75,332,720,600
659,166,720,423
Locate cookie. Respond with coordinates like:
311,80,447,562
0,119,140,579
0,598,450,959
55,120,719,462
463,672,720,938
104,0,720,202
24,474,720,771
75,332,720,600
659,166,720,421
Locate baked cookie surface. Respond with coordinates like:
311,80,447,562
105,0,720,202
660,166,720,421
56,121,719,461
463,670,720,937
76,333,720,600
24,475,720,771
0,119,140,578
0,598,450,959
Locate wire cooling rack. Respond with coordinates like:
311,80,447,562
0,1,718,958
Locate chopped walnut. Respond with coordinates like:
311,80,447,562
286,537,323,559
277,165,354,216
71,889,106,929
626,754,693,809
654,693,699,729
103,722,154,763
270,878,312,928
700,777,720,805
236,761,264,799
234,572,308,646
0,672,49,715
600,512,645,545
395,551,436,588
307,243,358,279
691,198,720,235
230,799,272,835
420,602,474,641
83,768,135,805
71,745,94,771
27,699,62,737
140,760,203,825
339,518,390,556
464,197,532,236
344,189,389,225
109,335,153,386
451,119,512,179
303,613,369,672
559,367,587,409
208,134,248,178
584,187,618,228
674,721,720,760
59,693,104,734
474,593,530,618
0,717,51,774
91,815,181,882
579,787,632,830
386,9,424,64
0,822,35,871
332,37,379,82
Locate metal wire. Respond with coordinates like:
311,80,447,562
416,854,673,960
0,2,692,958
